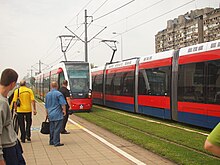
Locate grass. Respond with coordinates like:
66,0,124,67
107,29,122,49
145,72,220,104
75,106,220,165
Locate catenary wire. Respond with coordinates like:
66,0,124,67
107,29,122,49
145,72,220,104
93,0,135,21
68,0,136,53
66,0,95,26
91,0,110,15
35,0,95,68
42,0,135,66
107,0,165,27
119,0,195,35
89,0,196,53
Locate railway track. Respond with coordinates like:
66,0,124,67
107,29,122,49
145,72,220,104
95,105,209,136
92,108,216,159
75,105,220,164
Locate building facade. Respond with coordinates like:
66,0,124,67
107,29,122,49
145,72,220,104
155,8,220,53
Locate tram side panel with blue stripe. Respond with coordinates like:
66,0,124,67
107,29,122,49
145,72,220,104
92,40,220,129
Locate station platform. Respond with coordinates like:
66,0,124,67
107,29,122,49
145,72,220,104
21,102,175,165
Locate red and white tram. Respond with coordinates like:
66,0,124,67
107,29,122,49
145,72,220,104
92,39,220,129
35,61,92,113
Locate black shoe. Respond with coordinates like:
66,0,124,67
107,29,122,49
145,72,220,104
61,131,70,134
21,140,25,143
26,137,31,141
55,143,64,147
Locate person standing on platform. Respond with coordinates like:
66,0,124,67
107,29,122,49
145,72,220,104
204,123,220,157
45,81,66,147
13,80,37,143
0,68,26,165
59,80,71,134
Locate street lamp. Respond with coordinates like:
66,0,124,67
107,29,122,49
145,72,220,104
112,32,123,61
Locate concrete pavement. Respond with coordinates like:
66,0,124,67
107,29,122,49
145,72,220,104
20,102,175,165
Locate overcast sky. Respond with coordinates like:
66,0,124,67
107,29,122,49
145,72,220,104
0,0,219,80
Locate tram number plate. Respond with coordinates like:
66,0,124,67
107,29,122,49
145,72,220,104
80,104,84,109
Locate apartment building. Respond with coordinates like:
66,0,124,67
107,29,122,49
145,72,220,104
155,7,220,52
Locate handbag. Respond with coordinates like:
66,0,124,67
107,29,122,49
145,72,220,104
40,117,50,134
13,112,19,134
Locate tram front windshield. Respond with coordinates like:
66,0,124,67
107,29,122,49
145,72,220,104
66,64,89,94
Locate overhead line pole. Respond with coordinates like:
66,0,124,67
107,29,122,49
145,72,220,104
85,9,88,62
65,9,106,63
38,60,42,74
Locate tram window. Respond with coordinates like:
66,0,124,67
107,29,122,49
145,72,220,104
65,63,89,93
92,75,96,90
206,60,220,104
97,75,103,92
113,72,123,95
178,62,205,103
59,72,65,87
218,42,220,47
93,75,103,92
43,76,50,97
121,71,134,96
188,48,192,53
193,47,198,51
138,70,150,95
138,72,144,95
39,78,43,99
211,43,216,48
138,66,170,96
66,66,89,94
198,46,203,50
105,73,114,95
35,78,39,97
51,73,59,88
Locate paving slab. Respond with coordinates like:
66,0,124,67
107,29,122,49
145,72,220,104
20,102,176,165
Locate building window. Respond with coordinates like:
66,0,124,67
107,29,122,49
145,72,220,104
211,43,216,48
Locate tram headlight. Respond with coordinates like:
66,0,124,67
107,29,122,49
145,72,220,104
70,91,74,99
88,89,92,98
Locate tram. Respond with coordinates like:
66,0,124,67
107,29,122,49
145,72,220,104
35,61,92,112
92,39,220,129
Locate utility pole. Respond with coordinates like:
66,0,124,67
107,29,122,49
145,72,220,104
38,60,41,74
85,10,88,62
27,69,33,77
65,9,106,63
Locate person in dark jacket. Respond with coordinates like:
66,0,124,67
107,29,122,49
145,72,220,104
59,80,71,134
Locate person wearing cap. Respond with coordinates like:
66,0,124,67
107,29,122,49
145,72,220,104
13,80,37,143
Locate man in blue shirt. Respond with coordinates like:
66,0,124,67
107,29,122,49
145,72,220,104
45,81,66,147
